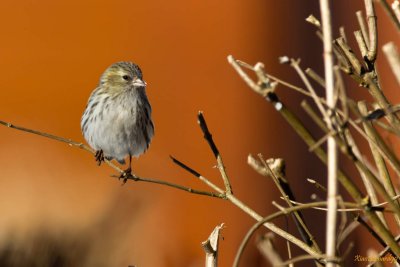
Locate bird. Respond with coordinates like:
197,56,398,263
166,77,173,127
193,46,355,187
81,61,154,180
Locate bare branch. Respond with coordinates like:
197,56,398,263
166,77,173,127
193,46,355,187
382,42,400,85
197,112,233,194
0,119,224,198
364,0,378,62
202,223,224,267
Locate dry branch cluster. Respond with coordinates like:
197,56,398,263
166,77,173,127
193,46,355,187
2,0,400,266
227,0,400,266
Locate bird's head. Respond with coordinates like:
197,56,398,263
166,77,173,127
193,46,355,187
99,61,146,94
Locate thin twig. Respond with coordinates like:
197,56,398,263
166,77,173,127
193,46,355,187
382,42,400,85
354,30,369,59
348,102,400,179
366,235,400,266
171,156,320,257
335,37,365,76
197,112,233,194
277,254,340,267
393,0,400,25
202,223,224,267
337,220,360,248
358,102,400,228
356,10,370,45
290,58,329,121
365,0,378,62
364,74,400,128
286,199,386,213
170,156,224,194
334,67,349,121
233,201,357,267
256,233,283,266
306,68,326,88
307,178,327,192
306,14,321,28
264,71,399,135
377,0,400,30
251,155,322,255
0,120,223,198
339,26,347,44
292,193,400,211
172,155,324,260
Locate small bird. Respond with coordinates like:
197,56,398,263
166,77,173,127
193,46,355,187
81,61,154,179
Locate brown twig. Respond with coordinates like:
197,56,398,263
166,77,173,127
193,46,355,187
377,0,400,31
393,0,400,25
171,156,321,257
256,233,283,266
357,102,400,228
366,235,400,266
248,155,322,255
202,223,224,267
228,55,400,257
364,0,378,62
197,112,233,194
382,42,400,85
356,10,370,45
232,201,357,267
0,120,223,198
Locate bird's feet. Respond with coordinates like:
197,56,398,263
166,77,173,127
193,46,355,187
95,150,105,166
119,167,132,185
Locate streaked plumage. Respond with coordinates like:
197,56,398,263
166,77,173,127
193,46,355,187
81,61,154,169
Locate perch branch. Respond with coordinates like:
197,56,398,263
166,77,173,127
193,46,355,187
0,120,223,199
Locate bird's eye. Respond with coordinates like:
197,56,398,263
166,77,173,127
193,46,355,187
122,75,130,81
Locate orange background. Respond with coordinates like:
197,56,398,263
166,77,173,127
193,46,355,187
0,1,399,266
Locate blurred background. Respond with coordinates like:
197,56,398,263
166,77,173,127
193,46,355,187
0,0,399,266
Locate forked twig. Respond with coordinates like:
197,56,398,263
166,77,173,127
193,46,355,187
0,120,223,198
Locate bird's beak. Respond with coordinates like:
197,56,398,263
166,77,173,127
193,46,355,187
132,78,147,87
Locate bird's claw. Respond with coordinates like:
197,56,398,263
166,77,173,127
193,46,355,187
119,167,132,185
95,150,105,166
